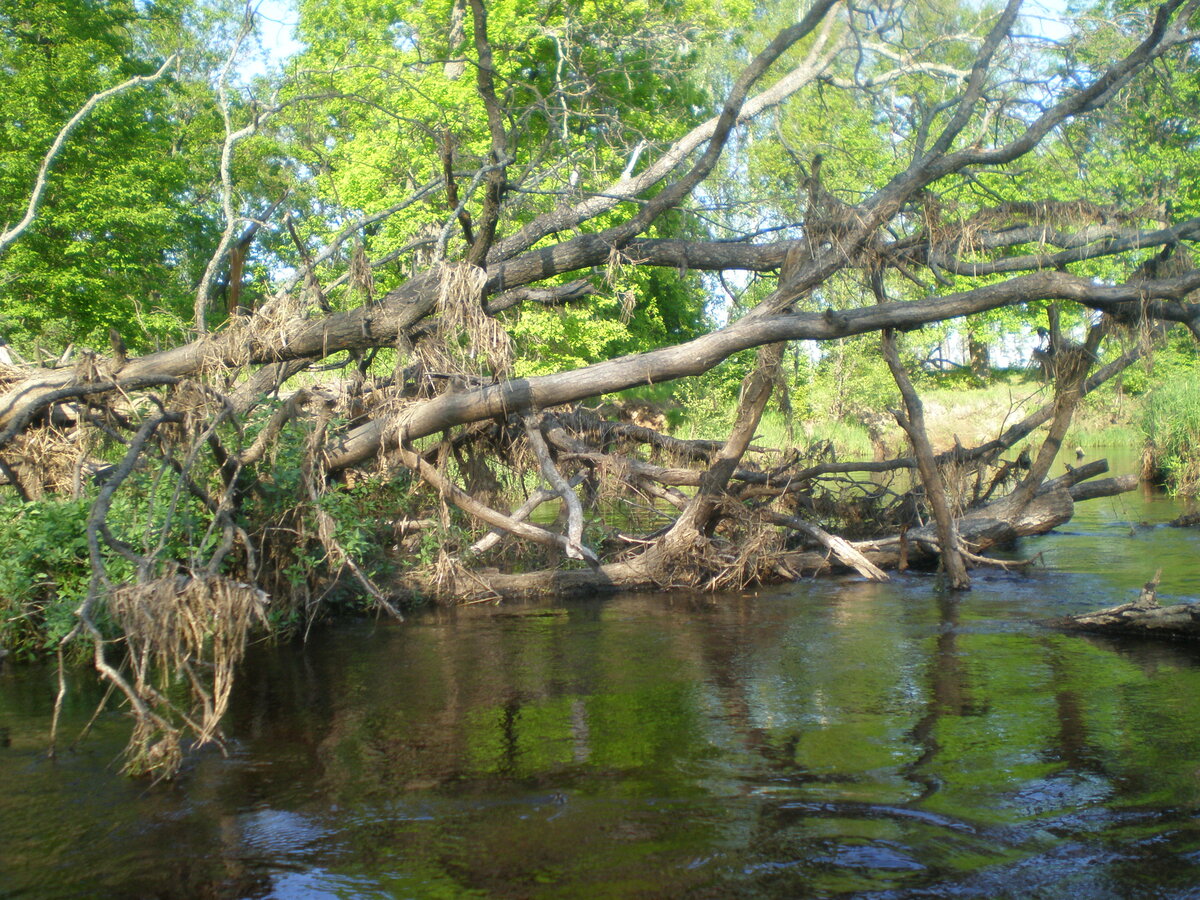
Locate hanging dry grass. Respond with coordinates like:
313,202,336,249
349,241,376,302
429,546,464,599
125,716,184,779
197,286,310,378
3,424,81,498
421,261,512,378
705,523,784,591
0,362,26,388
937,457,974,517
109,574,268,751
604,244,625,287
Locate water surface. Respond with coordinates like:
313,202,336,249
3,461,1200,898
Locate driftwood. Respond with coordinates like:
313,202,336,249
762,510,890,582
1050,570,1200,640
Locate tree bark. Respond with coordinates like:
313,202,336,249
1049,570,1200,640
663,343,784,545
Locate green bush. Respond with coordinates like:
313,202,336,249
0,497,93,656
813,335,898,422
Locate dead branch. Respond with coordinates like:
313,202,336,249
394,438,600,567
0,55,178,256
485,279,597,314
236,388,312,467
393,459,1138,601
1048,570,1200,640
663,343,785,545
468,473,585,555
523,412,591,561
762,509,889,581
882,325,969,588
463,0,509,266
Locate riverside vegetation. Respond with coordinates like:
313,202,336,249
1,0,1200,775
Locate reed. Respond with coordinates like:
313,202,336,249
1142,378,1200,495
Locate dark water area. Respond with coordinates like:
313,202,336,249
5,453,1200,898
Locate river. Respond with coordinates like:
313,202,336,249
3,455,1200,898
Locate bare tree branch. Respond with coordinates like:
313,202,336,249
0,54,178,256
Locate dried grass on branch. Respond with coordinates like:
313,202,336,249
421,262,512,378
109,574,267,769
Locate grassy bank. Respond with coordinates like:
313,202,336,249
672,368,1147,464
1142,378,1200,495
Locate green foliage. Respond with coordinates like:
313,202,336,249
672,350,757,436
1143,375,1200,496
1118,329,1200,397
509,294,635,376
241,416,435,619
1058,2,1200,217
0,497,92,655
0,452,235,656
813,335,899,422
0,0,232,350
284,0,720,357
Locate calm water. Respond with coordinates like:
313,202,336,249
4,456,1200,898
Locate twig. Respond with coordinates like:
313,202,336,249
396,436,599,565
468,474,584,555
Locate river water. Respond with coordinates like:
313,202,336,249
4,457,1200,898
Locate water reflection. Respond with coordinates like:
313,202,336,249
3,476,1200,897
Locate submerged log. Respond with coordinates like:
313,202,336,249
1050,570,1200,640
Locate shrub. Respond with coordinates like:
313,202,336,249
0,497,93,656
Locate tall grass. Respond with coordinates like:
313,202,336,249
677,406,876,460
1142,378,1200,495
1065,422,1142,449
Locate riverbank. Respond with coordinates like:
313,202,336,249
4,482,1199,898
674,368,1147,463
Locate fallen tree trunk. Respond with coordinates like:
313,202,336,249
780,472,1137,577
1049,570,1200,640
393,462,1138,601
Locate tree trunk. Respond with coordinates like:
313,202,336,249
882,328,970,589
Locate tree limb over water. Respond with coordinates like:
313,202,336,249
1,0,1199,775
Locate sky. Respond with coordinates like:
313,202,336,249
252,0,303,68
246,0,1075,69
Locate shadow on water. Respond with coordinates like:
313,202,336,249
5,457,1200,897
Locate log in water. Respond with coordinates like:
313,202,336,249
3,461,1200,898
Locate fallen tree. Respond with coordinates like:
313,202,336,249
0,0,1198,775
1051,571,1200,640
